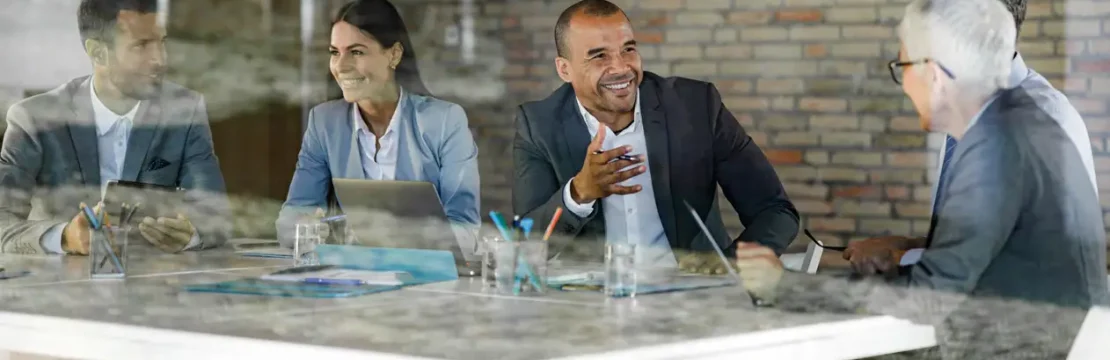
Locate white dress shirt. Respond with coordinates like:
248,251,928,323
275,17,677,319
41,81,200,254
353,89,404,180
562,94,675,267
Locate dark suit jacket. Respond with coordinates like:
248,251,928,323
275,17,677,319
513,72,799,259
0,76,231,254
910,86,1109,308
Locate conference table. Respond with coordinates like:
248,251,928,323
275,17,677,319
0,244,937,360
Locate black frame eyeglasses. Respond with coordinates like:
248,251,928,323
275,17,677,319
887,58,957,85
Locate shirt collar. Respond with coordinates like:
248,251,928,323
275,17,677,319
967,93,1000,131
575,91,642,135
89,78,141,136
1008,53,1030,88
352,87,407,138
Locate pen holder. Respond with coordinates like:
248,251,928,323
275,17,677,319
89,225,130,279
490,240,547,295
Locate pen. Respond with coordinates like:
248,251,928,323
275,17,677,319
592,151,637,163
303,278,363,286
81,204,100,229
322,214,347,223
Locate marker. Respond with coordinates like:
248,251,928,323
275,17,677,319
520,218,534,241
543,207,563,242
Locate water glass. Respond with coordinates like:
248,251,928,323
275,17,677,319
293,221,327,266
90,225,130,279
479,235,505,286
490,240,548,295
605,243,637,297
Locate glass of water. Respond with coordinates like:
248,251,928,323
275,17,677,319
479,235,505,286
605,243,637,297
293,221,327,266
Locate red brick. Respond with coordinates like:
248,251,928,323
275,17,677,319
807,218,856,232
835,200,891,216
728,11,773,25
804,44,828,58
646,15,670,27
765,149,804,164
1072,98,1108,114
716,80,753,93
832,185,881,199
749,131,769,147
784,183,829,198
776,10,823,23
735,113,755,127
885,186,911,200
1076,59,1110,73
502,17,520,28
891,116,924,131
638,31,664,44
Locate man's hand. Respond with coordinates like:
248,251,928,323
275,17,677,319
735,242,784,302
842,236,917,276
61,202,97,255
570,129,646,203
138,214,196,253
677,250,736,275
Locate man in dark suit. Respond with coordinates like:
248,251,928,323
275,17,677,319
0,0,229,255
513,0,799,265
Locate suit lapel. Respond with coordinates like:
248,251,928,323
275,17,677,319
558,87,590,176
639,79,680,248
343,104,367,180
393,94,420,181
67,78,101,185
121,100,159,181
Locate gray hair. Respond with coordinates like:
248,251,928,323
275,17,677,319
899,0,1016,96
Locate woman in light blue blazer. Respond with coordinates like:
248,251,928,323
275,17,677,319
277,0,479,248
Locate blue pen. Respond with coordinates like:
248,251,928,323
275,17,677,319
303,278,363,286
322,214,347,222
81,205,100,229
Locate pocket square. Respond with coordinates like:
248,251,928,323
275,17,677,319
147,158,171,171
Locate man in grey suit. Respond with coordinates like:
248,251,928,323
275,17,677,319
842,0,1101,277
0,0,229,255
736,0,1108,309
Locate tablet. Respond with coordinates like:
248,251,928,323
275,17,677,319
103,180,187,223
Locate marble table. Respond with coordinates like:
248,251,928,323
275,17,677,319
0,246,936,360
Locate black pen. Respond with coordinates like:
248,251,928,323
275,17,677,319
593,151,638,163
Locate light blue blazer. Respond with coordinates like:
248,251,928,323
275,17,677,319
276,92,480,248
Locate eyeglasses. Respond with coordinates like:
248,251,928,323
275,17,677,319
804,229,846,252
887,58,957,85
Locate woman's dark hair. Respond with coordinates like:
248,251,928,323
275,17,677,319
333,0,431,97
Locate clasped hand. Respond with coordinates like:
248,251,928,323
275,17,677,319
138,214,196,253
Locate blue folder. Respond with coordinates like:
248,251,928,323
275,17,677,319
184,246,458,298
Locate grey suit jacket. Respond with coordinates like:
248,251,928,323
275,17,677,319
0,76,230,254
913,86,1109,308
513,72,799,260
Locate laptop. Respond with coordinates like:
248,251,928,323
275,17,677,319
330,179,481,276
